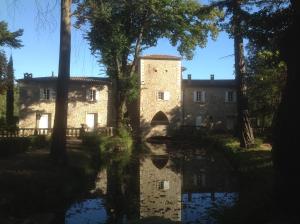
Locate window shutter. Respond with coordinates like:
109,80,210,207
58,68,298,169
86,89,91,101
164,91,170,101
233,91,237,102
96,90,100,101
51,88,56,100
225,91,228,102
201,91,206,103
40,88,44,100
193,91,197,102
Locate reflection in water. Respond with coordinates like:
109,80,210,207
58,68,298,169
65,144,238,224
65,199,107,224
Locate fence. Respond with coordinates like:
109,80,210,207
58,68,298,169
0,127,114,138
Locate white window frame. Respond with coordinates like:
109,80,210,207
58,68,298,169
86,88,100,102
157,91,170,101
40,88,50,100
193,90,205,103
225,91,236,103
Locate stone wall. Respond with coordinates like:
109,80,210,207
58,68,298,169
18,81,111,128
139,157,182,221
139,58,182,138
183,86,237,130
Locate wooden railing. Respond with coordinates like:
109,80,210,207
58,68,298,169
0,127,114,137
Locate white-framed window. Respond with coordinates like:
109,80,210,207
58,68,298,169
157,91,170,101
86,88,100,101
40,88,54,100
193,91,205,103
225,91,236,102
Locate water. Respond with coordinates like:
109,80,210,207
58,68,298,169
65,143,238,224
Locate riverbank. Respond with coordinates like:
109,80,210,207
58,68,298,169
207,134,274,224
0,138,99,224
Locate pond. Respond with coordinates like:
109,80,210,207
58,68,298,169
65,143,238,224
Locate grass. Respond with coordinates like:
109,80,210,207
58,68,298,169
0,138,100,223
206,134,274,224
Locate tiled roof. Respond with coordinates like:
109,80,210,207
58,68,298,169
18,76,110,84
182,79,236,87
139,54,181,60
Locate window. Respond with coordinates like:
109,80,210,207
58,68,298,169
225,91,236,102
193,91,205,103
158,180,170,190
40,88,50,100
158,91,164,100
157,91,170,101
86,88,99,101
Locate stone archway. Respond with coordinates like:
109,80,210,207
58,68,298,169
151,111,169,126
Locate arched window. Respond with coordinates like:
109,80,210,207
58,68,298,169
151,111,169,126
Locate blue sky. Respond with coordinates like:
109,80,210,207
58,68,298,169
0,0,235,80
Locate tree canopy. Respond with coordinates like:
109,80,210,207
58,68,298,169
75,0,221,130
0,21,23,48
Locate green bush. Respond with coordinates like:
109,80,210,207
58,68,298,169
0,137,31,157
99,127,133,166
82,131,103,147
30,135,50,148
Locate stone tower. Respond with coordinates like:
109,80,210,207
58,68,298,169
138,55,182,138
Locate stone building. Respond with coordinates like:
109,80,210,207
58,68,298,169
18,75,112,130
18,55,237,136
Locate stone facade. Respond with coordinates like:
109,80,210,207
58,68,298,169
182,78,237,130
18,77,112,129
18,55,237,135
139,55,182,138
139,156,182,221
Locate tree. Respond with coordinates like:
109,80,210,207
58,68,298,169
0,51,7,94
236,0,299,220
6,55,14,127
246,48,286,130
0,21,23,92
75,0,220,133
209,0,255,147
50,0,72,164
0,21,23,48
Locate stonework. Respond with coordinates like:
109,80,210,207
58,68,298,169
18,55,237,136
139,156,182,221
139,56,182,138
18,77,112,129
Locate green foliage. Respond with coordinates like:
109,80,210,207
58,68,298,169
0,137,31,157
0,21,23,48
82,131,103,147
246,49,286,128
0,50,7,94
30,135,50,149
75,0,221,127
99,127,133,167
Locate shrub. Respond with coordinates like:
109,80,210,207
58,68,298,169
82,132,102,147
30,135,50,148
0,137,30,157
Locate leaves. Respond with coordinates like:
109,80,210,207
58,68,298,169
0,21,23,48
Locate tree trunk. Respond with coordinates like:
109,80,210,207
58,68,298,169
50,0,71,164
6,56,14,127
233,0,254,148
272,0,300,220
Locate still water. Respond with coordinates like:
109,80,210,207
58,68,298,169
65,143,238,224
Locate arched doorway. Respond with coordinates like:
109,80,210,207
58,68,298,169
151,111,169,126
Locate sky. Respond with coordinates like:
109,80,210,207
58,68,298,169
0,0,235,80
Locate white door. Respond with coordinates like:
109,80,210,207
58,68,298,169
39,114,49,129
196,116,202,129
86,113,96,130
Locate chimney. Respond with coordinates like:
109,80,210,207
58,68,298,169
51,71,54,77
24,73,33,79
188,74,191,84
210,74,214,80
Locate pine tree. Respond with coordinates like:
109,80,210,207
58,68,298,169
6,55,14,127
